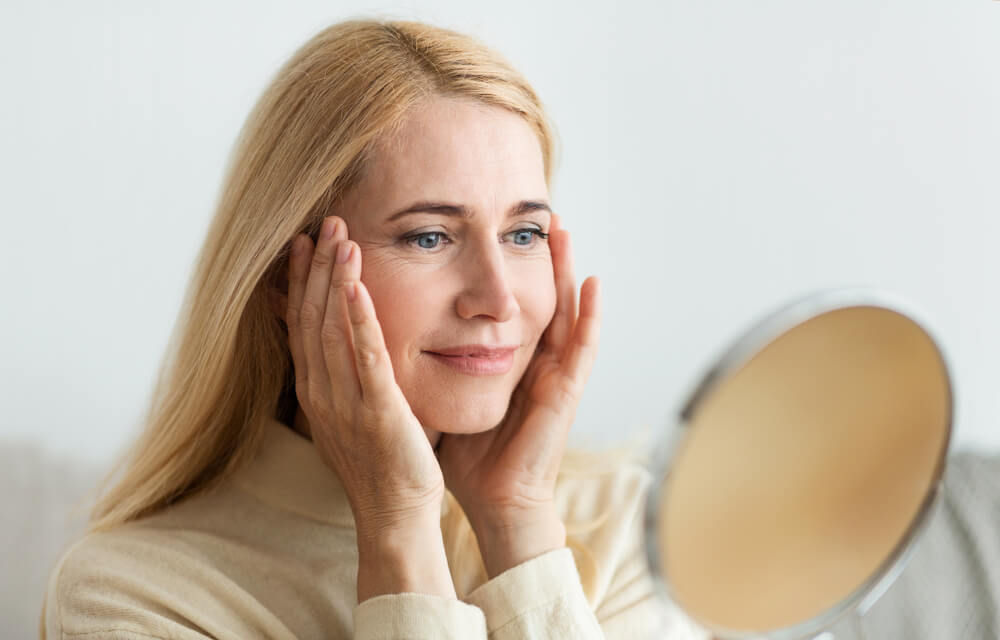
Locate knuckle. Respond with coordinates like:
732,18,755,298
330,270,348,288
320,320,342,346
553,379,578,407
298,299,324,328
355,345,380,370
311,244,332,266
348,307,366,328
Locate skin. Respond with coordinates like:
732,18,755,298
271,96,602,600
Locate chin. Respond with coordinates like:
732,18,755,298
414,391,513,435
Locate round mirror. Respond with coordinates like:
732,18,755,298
645,290,952,639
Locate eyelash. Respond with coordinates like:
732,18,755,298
403,228,550,251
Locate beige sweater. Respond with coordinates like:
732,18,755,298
43,416,709,639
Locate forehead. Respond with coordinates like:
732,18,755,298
350,97,548,217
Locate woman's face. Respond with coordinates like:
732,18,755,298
331,96,557,441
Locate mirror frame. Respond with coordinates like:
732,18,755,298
643,288,954,640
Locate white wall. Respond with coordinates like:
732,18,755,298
2,0,998,466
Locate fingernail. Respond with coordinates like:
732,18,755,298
321,218,337,240
336,242,352,264
346,282,358,302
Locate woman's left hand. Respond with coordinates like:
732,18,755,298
435,213,601,578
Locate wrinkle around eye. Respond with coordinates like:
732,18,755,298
355,243,433,277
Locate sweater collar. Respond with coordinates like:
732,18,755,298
231,415,450,527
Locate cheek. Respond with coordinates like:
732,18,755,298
361,266,441,360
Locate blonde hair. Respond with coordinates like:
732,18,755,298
43,17,631,637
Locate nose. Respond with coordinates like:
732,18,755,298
454,242,520,322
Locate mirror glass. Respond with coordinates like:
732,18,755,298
648,295,952,639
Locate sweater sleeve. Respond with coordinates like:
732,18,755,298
460,545,709,640
352,593,487,639
464,547,603,638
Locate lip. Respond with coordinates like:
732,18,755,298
424,344,518,376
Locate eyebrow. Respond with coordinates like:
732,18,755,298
385,199,552,223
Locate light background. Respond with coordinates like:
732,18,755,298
2,0,998,466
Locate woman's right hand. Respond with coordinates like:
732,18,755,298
285,215,448,577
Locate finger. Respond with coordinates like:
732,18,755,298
321,238,364,404
285,233,315,392
287,231,338,408
345,277,401,407
544,226,577,355
560,276,601,391
297,216,347,402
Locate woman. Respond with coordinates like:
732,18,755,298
42,18,707,640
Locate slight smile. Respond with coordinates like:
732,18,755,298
423,345,517,376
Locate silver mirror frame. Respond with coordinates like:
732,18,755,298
643,288,954,640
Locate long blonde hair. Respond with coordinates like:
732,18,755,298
40,22,646,639
83,18,559,534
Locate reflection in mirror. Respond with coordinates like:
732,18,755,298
649,297,952,639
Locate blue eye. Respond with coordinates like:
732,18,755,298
505,228,549,247
406,232,448,250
